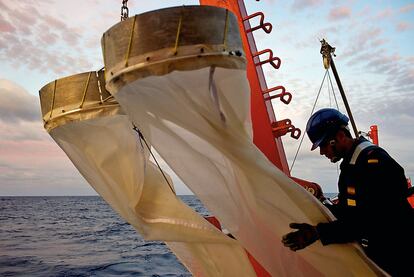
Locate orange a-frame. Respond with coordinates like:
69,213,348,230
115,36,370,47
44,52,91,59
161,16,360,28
199,0,323,196
200,0,299,175
199,1,323,276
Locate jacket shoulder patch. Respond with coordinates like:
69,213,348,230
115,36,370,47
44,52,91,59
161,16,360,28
347,199,356,206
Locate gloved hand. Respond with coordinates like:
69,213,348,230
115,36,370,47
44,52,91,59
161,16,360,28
282,223,319,251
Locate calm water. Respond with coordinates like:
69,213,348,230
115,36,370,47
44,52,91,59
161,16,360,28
1,194,338,276
0,196,211,277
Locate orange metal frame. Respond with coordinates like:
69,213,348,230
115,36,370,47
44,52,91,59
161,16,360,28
195,3,413,274
198,1,324,275
199,0,300,175
204,216,271,276
368,125,379,145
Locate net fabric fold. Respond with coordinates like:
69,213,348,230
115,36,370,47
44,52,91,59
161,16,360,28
39,72,257,277
109,66,385,276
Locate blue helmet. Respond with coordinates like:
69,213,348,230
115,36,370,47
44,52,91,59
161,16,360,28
306,108,349,151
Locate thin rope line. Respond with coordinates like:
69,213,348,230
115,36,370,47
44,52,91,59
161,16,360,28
132,126,176,194
102,33,107,76
222,9,229,51
49,80,57,120
125,15,137,67
329,70,342,179
289,69,329,173
327,70,340,109
327,72,332,107
173,14,183,55
79,72,92,108
95,70,104,104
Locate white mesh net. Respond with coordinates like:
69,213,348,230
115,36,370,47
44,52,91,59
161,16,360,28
109,66,383,276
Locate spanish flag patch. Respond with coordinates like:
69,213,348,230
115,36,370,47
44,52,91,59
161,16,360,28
368,159,379,164
347,199,356,206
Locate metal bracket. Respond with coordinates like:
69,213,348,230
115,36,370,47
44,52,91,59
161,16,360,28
272,119,301,139
263,86,292,104
320,38,336,69
253,49,281,69
243,12,272,33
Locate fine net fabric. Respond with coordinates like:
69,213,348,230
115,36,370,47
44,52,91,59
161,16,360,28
48,113,256,277
111,66,384,276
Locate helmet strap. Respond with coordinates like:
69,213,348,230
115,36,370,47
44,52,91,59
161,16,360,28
329,139,341,163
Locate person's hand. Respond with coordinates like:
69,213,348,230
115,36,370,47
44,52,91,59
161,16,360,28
282,223,319,251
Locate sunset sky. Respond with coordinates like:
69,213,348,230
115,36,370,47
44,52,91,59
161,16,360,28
1,0,413,195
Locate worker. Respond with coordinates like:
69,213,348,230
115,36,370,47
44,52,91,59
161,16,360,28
282,108,414,276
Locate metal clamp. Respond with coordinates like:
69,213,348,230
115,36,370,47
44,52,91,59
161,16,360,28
263,86,292,104
271,119,301,139
253,49,281,69
243,12,272,34
320,38,336,69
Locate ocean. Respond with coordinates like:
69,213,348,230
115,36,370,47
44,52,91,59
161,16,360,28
1,194,338,276
0,196,206,277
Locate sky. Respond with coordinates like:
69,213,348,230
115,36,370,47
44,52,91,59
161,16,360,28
0,0,413,195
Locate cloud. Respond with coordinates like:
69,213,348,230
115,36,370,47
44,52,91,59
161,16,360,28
335,16,413,95
328,6,351,20
12,4,40,26
0,17,15,32
374,8,393,20
373,4,414,20
0,78,191,196
291,0,323,11
340,27,383,65
365,53,400,74
399,3,414,14
353,27,382,47
0,1,98,77
0,79,93,195
345,49,414,94
0,138,94,196
396,22,412,32
0,79,41,123
315,26,339,40
353,94,414,177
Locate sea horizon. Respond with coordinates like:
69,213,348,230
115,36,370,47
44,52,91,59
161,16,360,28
1,193,340,276
0,195,202,276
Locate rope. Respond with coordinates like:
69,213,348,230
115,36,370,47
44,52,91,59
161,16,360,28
102,34,107,81
329,70,344,179
327,70,340,109
95,70,104,104
124,15,137,67
222,9,229,51
49,80,57,120
327,72,332,107
173,14,183,55
79,72,92,108
132,126,176,194
289,69,329,173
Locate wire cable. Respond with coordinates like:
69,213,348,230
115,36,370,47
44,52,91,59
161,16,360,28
327,70,340,109
132,125,176,194
289,69,329,173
